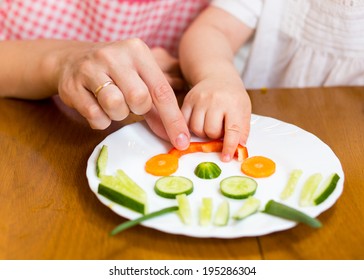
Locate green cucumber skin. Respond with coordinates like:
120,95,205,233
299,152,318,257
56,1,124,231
314,173,340,205
263,200,322,228
98,184,146,214
194,162,222,179
96,145,108,178
154,185,193,199
221,190,256,200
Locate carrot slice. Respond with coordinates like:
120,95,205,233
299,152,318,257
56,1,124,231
145,153,179,176
241,156,276,178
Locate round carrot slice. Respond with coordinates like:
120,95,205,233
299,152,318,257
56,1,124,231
145,153,179,176
241,156,276,178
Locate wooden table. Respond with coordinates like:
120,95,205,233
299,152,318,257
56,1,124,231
1,87,363,260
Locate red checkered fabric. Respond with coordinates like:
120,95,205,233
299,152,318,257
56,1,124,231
0,0,209,55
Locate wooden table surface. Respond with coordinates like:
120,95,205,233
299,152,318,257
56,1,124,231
1,87,363,260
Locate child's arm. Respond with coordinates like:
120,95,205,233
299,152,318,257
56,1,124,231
179,6,254,162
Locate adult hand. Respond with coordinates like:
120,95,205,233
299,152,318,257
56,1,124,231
57,39,190,150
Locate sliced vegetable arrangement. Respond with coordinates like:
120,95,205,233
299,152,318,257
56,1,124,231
94,142,341,236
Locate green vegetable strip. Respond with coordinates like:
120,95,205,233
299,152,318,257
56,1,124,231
110,206,179,236
280,169,303,200
262,200,322,228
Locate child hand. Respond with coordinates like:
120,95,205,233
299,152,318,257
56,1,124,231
181,77,251,162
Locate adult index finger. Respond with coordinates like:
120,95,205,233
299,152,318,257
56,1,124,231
137,53,190,150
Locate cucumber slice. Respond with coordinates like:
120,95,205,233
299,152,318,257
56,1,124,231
213,200,230,226
96,145,108,178
220,176,257,199
313,173,340,205
280,169,303,200
299,173,323,207
154,176,193,199
98,170,147,214
176,193,192,225
233,196,261,220
262,200,322,228
110,206,179,235
194,162,221,179
199,197,213,226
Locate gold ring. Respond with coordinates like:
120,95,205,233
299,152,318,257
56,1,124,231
93,80,115,97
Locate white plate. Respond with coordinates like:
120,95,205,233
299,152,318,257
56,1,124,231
86,114,344,238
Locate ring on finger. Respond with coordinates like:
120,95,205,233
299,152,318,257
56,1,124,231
93,80,115,98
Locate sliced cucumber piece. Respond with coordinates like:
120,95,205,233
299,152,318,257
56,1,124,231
233,196,261,220
110,206,179,235
98,170,147,214
213,200,229,226
220,176,257,199
154,176,193,199
199,197,213,226
280,169,303,200
262,200,322,228
96,145,108,178
176,193,192,225
194,162,221,179
313,173,340,205
299,173,323,207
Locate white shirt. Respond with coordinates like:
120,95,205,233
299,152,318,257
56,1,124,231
212,0,364,89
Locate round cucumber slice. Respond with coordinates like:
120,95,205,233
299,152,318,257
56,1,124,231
154,176,193,199
220,176,258,199
194,162,222,179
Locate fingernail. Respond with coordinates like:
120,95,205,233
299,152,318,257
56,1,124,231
175,133,189,150
222,153,231,162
